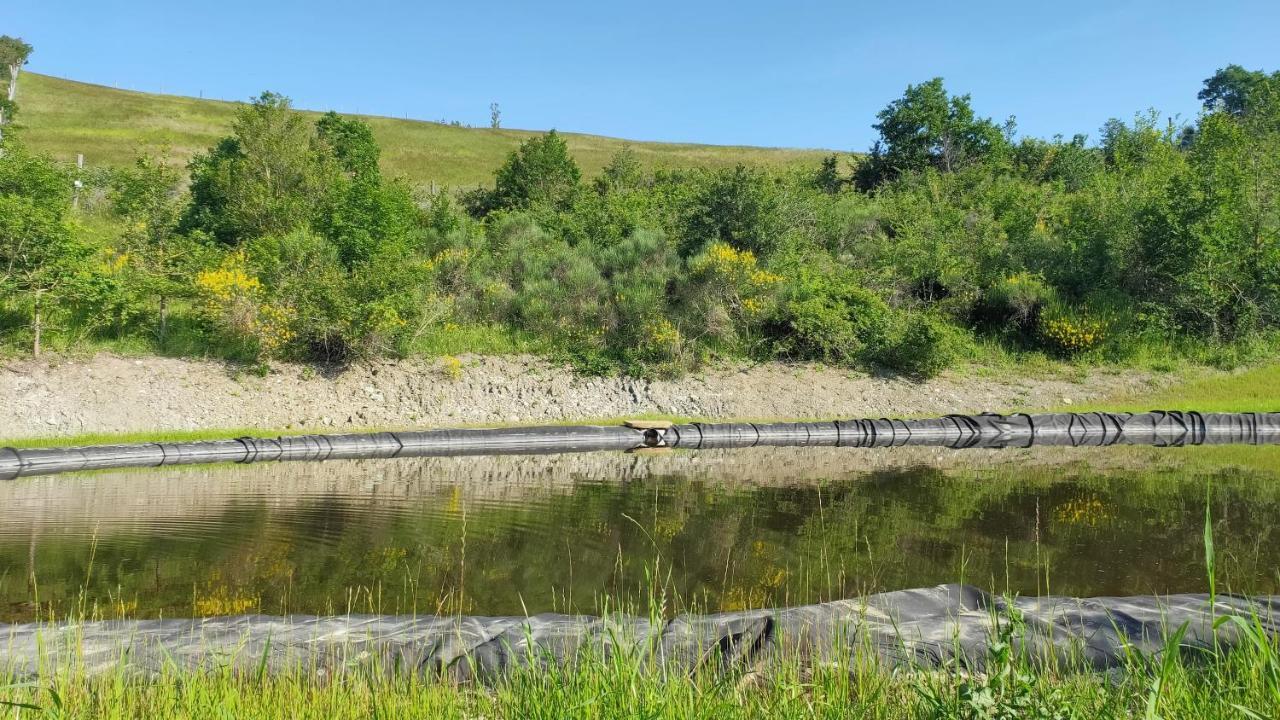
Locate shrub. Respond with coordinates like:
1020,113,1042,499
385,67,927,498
194,250,295,359
876,312,962,379
487,130,582,213
681,241,780,350
677,165,783,257
1037,307,1107,356
973,272,1057,341
183,93,337,243
771,268,890,366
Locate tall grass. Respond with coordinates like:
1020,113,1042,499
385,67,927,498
3,609,1279,719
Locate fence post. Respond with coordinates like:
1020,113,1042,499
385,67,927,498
72,153,85,210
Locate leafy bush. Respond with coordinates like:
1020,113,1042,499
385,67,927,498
876,312,961,379
183,93,337,243
193,249,293,360
973,272,1057,341
680,241,779,352
676,165,783,257
471,130,582,214
770,268,889,366
1037,306,1107,356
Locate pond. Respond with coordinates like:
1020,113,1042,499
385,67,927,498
2,445,1278,622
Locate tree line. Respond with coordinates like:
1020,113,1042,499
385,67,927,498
2,48,1277,377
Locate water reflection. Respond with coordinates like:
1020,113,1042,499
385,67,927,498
2,446,1278,621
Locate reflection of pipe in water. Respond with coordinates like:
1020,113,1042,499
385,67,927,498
2,411,1278,480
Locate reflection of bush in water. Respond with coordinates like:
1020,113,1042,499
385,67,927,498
1052,495,1111,527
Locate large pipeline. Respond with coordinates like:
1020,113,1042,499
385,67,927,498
2,410,1278,480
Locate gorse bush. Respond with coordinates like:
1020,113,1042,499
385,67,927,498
194,249,295,359
1038,310,1107,356
2,65,1279,378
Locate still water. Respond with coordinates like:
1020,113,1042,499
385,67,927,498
2,446,1278,622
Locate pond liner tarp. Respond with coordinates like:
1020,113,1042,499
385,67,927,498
2,411,1279,479
2,584,1277,681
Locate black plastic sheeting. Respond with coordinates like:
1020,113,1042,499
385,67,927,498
3,585,1276,681
3,411,1278,480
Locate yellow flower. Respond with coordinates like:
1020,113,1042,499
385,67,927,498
195,251,261,303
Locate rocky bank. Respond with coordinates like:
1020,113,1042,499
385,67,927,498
1,353,1167,440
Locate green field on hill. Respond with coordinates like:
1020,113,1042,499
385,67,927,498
13,73,831,188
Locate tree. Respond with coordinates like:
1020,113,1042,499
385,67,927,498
679,165,782,256
183,92,336,242
1199,64,1278,117
595,147,643,193
858,78,1007,188
109,153,197,341
0,36,33,141
313,113,421,267
0,140,88,355
316,111,380,179
490,130,581,211
316,173,420,267
814,154,845,194
1188,75,1280,331
0,197,90,354
490,102,501,129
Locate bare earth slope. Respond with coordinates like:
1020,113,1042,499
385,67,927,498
0,354,1163,441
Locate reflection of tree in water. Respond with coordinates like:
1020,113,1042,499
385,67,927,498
3,460,1280,621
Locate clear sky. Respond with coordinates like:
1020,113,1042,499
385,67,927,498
9,1,1279,150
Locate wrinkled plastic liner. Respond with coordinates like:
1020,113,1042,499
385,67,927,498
3,411,1278,480
2,584,1276,681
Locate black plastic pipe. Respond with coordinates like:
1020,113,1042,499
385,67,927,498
2,411,1278,480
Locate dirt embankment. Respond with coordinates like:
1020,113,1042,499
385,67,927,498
0,354,1166,441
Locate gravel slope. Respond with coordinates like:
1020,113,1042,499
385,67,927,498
1,353,1166,440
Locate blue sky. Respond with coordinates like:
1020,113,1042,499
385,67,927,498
10,1,1279,150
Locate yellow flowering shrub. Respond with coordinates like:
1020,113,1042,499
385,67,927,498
99,246,131,276
194,251,295,359
441,355,463,380
643,318,683,355
253,303,297,357
422,247,472,270
195,250,261,302
688,242,780,326
1039,312,1106,355
689,242,764,284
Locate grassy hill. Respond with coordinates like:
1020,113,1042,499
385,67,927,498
14,73,832,188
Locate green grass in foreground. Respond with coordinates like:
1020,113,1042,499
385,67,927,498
15,73,831,188
3,596,1278,719
0,649,1273,719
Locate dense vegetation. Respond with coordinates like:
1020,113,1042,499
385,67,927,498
2,58,1278,378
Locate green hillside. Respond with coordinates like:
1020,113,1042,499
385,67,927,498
13,73,831,188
